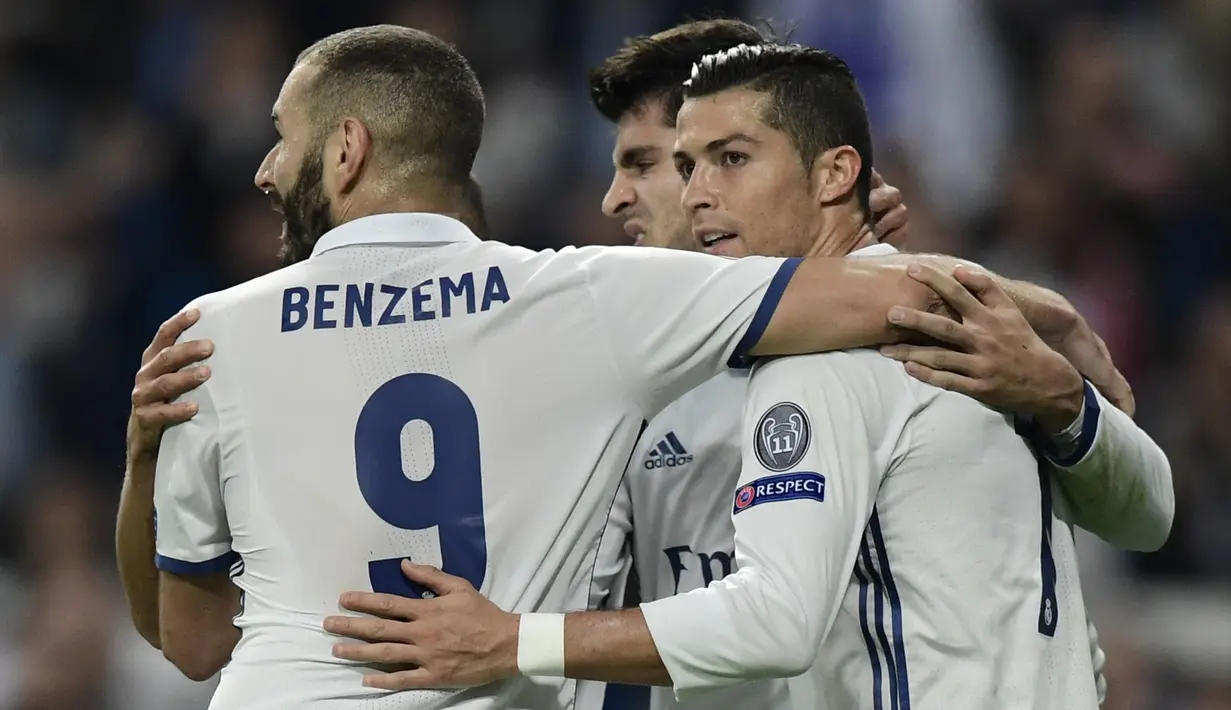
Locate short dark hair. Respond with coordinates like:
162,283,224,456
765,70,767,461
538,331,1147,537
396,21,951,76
685,44,873,216
588,19,770,127
295,25,485,185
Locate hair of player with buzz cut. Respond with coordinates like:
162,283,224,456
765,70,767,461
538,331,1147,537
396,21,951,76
684,43,875,219
293,24,485,187
587,19,773,128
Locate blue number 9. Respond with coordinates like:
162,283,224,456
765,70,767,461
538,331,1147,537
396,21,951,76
354,373,487,597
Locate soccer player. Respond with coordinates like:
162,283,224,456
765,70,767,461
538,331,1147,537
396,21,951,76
112,24,977,709
587,20,906,710
318,43,1172,710
583,20,1155,710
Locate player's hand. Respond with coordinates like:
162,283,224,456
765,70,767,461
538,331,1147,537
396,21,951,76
868,170,909,247
127,308,214,464
325,560,519,690
879,264,1085,433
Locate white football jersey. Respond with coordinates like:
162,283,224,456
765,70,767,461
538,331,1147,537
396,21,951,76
623,371,747,601
151,213,801,710
642,348,1099,710
600,246,906,710
604,372,789,710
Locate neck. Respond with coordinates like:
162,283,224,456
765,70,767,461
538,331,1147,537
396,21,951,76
333,179,480,234
804,206,875,258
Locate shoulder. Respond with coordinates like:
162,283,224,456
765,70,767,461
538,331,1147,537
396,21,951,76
552,244,771,277
187,265,311,320
750,348,912,396
746,350,925,450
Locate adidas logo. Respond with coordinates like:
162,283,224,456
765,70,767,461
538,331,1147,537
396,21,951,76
643,432,694,469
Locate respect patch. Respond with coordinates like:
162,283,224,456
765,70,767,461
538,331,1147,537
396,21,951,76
732,471,826,514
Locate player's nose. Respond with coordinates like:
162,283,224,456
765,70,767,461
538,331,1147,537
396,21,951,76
254,146,277,193
681,168,715,214
601,174,635,218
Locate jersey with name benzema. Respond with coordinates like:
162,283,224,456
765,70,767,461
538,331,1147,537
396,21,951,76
151,213,799,710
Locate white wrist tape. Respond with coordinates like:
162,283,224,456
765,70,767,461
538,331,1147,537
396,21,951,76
516,613,566,677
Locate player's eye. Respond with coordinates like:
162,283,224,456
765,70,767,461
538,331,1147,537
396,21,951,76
675,160,695,180
721,152,748,167
635,161,655,175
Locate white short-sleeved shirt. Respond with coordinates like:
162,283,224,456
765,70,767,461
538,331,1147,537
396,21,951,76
641,348,1098,710
152,213,801,710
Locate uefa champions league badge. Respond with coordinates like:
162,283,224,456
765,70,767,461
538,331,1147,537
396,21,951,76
754,402,811,472
734,485,757,511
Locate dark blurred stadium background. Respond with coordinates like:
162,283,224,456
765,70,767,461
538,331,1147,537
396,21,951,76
0,0,1228,708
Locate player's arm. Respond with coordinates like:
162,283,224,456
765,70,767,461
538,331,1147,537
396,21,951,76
1031,381,1173,551
322,355,882,692
152,371,242,681
545,355,881,689
882,266,1174,552
743,257,939,359
878,254,1133,412
116,309,213,649
581,247,936,415
636,354,883,697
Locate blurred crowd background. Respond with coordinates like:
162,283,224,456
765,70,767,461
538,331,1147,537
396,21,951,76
1,0,1228,708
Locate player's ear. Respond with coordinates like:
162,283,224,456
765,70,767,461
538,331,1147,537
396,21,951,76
332,117,372,196
810,145,861,207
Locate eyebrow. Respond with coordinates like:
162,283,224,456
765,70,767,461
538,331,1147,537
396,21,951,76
616,146,656,169
704,133,760,152
673,133,761,162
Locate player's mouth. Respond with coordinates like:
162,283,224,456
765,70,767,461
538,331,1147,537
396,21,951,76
263,191,288,239
623,219,647,246
696,228,740,255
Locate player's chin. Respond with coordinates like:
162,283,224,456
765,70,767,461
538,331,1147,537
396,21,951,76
701,236,745,258
638,231,676,251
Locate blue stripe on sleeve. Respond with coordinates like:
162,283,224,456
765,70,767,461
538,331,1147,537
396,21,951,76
862,537,900,710
155,550,241,575
727,257,803,369
869,510,912,710
853,559,885,710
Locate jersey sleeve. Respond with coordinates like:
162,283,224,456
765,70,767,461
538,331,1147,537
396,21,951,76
639,353,885,698
1037,380,1174,552
153,367,238,575
579,246,799,416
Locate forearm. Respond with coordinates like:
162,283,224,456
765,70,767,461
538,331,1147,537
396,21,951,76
159,571,242,681
998,280,1080,347
752,258,936,356
561,575,811,692
893,254,1077,345
1047,384,1174,552
563,609,671,686
116,457,162,648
